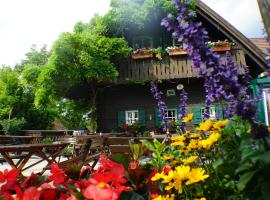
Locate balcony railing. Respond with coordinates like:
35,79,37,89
118,48,246,82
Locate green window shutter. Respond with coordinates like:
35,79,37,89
215,105,224,120
155,109,162,127
118,111,125,128
192,106,202,125
139,110,146,126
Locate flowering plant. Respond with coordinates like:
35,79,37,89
132,48,155,55
123,121,142,136
206,39,232,47
0,155,129,200
165,46,188,53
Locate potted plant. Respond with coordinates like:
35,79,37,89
166,46,189,56
131,48,155,59
207,39,232,52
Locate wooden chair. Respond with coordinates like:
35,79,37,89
57,136,104,170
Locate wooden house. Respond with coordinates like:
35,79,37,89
96,1,268,132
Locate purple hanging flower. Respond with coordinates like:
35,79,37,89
161,0,254,120
150,82,169,132
178,89,188,132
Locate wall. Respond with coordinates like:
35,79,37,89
97,78,205,132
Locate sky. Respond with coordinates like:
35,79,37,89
0,0,265,66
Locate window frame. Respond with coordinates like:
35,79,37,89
125,110,139,125
201,106,216,120
164,109,178,122
132,36,153,49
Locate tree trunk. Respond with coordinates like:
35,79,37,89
87,85,98,132
257,0,270,40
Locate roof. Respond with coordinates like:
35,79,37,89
249,38,270,56
196,0,268,71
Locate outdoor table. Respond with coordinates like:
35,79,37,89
0,142,68,174
0,135,42,144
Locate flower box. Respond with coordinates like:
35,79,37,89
131,53,154,60
168,49,189,56
211,44,231,52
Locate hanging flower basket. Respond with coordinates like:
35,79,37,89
168,49,189,56
131,48,155,60
207,40,232,52
211,44,231,52
131,52,154,60
166,46,189,56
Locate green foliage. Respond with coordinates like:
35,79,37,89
57,99,88,130
15,44,50,72
41,137,53,144
140,138,167,170
1,117,26,135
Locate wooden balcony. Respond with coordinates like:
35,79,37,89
118,48,246,82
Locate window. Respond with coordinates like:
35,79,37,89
125,110,139,125
133,36,153,49
201,107,216,120
165,109,177,121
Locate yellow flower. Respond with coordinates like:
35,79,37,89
171,135,186,146
195,198,207,200
199,132,221,149
187,139,199,151
153,194,175,200
186,167,209,185
162,170,174,183
151,172,165,181
163,155,174,160
190,133,202,138
175,165,191,181
181,156,198,164
166,130,170,135
197,120,213,131
213,119,229,130
182,113,193,122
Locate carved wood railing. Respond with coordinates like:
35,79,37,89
118,49,246,82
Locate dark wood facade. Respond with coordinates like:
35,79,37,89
96,1,268,132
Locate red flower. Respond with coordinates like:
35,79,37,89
22,187,40,200
40,189,56,200
128,160,139,170
162,165,172,174
123,123,129,129
147,169,158,185
48,163,67,186
83,183,120,200
21,173,37,188
0,168,19,192
97,154,127,185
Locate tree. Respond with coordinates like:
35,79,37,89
257,0,270,40
35,27,131,131
15,44,50,72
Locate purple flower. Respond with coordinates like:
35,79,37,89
150,82,169,132
178,89,188,132
161,0,254,120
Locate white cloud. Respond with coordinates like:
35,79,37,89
0,0,110,66
0,0,264,66
202,0,264,38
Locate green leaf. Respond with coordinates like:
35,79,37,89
235,162,252,174
119,191,145,200
111,153,130,169
237,171,256,191
140,139,155,152
251,151,270,164
213,158,224,170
